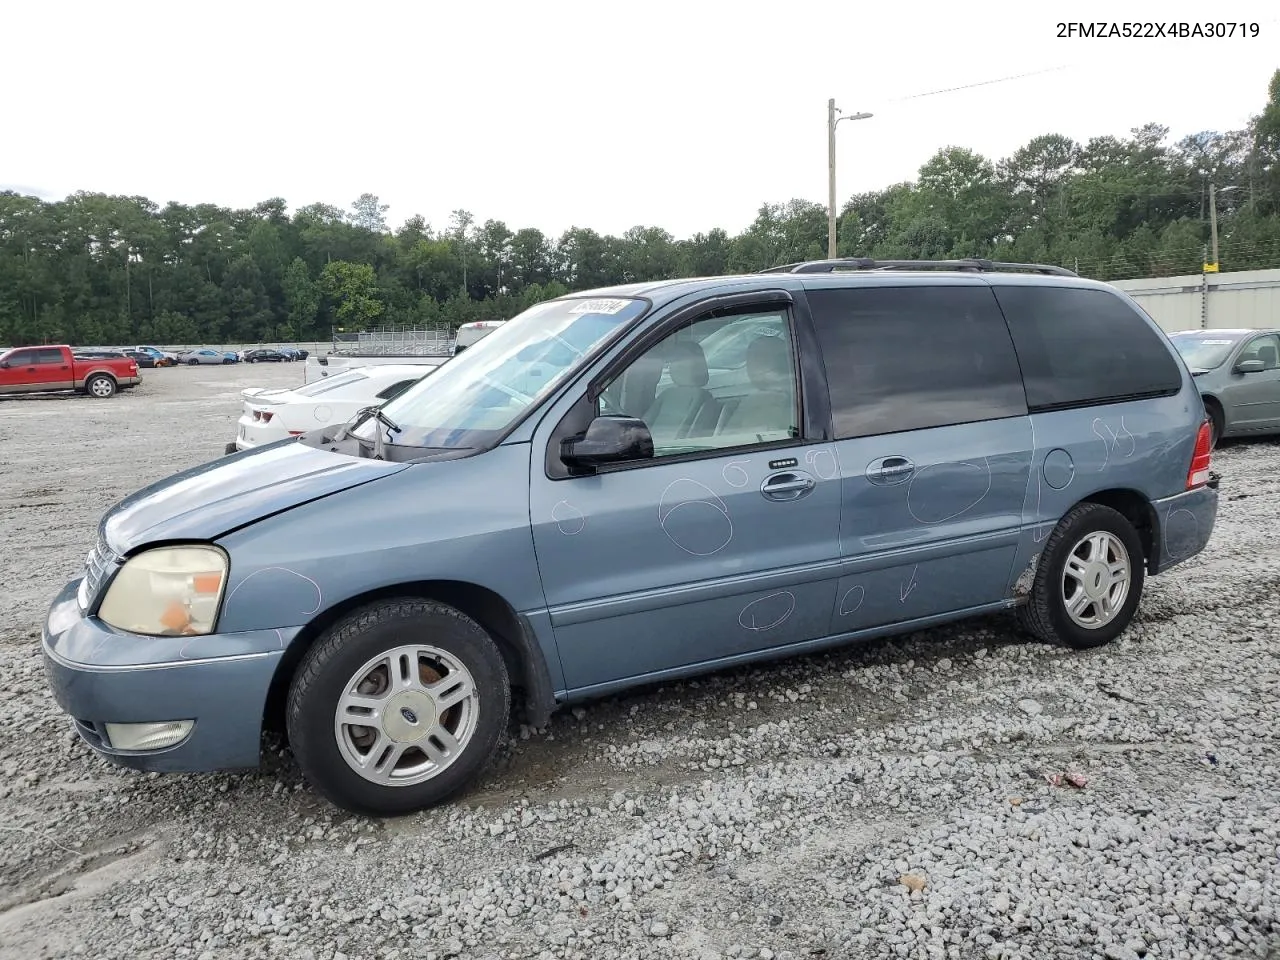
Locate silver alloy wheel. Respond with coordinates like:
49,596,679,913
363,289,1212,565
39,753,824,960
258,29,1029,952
334,644,480,787
1061,530,1131,629
88,377,114,397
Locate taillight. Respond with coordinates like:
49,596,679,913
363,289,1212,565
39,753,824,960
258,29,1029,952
253,410,273,423
1187,420,1212,489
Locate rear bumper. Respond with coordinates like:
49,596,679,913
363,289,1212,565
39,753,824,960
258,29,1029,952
42,578,288,772
234,418,288,452
1151,475,1219,574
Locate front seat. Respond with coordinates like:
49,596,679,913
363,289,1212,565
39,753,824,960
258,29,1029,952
718,335,795,437
643,341,717,440
1257,343,1278,370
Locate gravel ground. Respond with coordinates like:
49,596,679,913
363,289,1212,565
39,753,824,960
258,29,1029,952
2,365,1279,960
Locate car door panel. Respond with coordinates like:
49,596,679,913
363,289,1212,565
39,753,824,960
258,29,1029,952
37,348,74,390
529,298,841,694
1223,334,1280,431
827,418,1032,634
802,284,1035,638
531,449,840,692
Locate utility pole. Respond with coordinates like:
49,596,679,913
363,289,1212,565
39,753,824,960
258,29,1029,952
827,100,873,261
1207,183,1220,273
828,98,837,260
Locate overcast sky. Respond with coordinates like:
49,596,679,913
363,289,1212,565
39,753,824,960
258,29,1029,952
4,0,1277,240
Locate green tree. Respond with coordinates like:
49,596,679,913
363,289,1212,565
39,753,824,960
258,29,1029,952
283,257,320,336
319,260,384,327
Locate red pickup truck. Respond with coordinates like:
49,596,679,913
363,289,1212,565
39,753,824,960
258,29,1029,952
0,345,140,398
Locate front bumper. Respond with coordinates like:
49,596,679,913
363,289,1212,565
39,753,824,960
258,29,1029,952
42,578,292,772
1150,474,1220,574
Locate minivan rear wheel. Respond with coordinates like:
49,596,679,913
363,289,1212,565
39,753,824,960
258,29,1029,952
286,599,510,816
1016,502,1145,650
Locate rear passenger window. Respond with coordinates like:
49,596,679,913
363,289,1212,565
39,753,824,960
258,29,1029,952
992,286,1183,411
808,285,1028,439
36,348,64,364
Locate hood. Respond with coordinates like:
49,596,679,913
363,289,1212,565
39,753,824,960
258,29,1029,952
101,440,407,555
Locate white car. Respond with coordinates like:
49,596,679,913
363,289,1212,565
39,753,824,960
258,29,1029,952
228,363,442,453
453,319,505,354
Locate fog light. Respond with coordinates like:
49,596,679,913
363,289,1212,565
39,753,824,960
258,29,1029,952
103,720,194,751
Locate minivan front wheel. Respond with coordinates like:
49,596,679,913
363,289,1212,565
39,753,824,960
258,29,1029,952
287,599,510,816
1016,503,1145,650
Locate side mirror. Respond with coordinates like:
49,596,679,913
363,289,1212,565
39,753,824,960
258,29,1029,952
0,361,9,369
562,416,653,468
1236,359,1266,374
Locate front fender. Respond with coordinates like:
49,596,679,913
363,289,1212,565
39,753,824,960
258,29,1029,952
215,443,543,629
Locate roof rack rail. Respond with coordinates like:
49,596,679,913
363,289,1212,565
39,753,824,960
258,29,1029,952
758,257,1078,278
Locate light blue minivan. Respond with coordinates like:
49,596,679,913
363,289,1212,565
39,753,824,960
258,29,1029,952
43,258,1220,816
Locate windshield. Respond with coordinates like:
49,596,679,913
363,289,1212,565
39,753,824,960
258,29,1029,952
1170,334,1242,370
352,296,648,449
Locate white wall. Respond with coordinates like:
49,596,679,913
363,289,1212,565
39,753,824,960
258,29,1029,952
1112,269,1280,333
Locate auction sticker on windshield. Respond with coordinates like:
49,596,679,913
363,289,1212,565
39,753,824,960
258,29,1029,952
568,298,633,315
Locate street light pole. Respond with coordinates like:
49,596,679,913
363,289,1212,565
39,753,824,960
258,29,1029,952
1208,182,1219,273
1205,184,1239,273
827,101,874,260
828,99,837,260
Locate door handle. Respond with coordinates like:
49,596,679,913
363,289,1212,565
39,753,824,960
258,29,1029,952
760,471,816,502
866,456,915,485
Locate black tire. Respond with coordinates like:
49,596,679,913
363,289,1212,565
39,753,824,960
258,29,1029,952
1015,502,1145,650
286,598,510,816
1205,399,1224,449
188,358,199,366
85,373,117,398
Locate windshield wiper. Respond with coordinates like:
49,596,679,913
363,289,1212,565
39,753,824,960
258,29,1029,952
331,406,402,460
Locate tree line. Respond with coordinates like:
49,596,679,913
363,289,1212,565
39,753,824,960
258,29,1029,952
2,70,1278,348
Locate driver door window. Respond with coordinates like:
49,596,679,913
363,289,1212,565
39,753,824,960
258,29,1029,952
1239,334,1280,370
599,311,799,458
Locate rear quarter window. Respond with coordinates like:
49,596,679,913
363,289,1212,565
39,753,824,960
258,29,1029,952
992,286,1183,411
808,285,1028,439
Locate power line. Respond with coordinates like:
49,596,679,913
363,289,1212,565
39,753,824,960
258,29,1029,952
885,65,1073,104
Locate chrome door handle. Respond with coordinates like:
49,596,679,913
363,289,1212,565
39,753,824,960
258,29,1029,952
866,456,915,485
760,472,816,501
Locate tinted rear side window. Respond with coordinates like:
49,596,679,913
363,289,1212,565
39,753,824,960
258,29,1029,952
808,285,1028,439
992,286,1183,411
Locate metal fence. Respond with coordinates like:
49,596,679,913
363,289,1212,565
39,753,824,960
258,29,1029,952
333,324,455,356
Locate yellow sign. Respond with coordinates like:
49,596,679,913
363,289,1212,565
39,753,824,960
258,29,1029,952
1203,262,1219,273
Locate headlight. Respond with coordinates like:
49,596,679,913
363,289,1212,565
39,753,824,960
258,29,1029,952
97,545,228,637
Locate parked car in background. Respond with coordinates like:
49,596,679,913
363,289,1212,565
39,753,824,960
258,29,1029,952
180,348,236,365
305,351,449,383
42,259,1220,816
135,345,178,366
453,319,505,354
123,349,158,368
1168,328,1280,446
244,348,288,363
0,344,139,397
227,363,441,453
223,351,241,364
277,346,309,361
